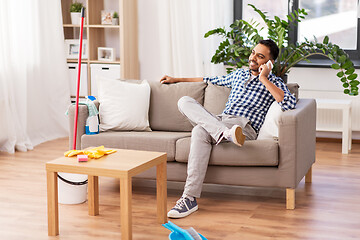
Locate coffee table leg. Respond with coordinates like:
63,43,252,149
47,171,59,236
88,175,99,216
120,176,132,240
157,160,167,223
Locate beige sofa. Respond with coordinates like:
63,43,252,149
68,81,316,209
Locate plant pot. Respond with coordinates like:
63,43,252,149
281,74,288,84
112,18,119,25
71,12,81,25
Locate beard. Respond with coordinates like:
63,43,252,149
249,60,259,73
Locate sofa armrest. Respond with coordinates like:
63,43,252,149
68,100,99,150
278,98,316,187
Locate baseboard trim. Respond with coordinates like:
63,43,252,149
316,137,360,144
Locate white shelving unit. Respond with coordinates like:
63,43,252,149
61,0,139,98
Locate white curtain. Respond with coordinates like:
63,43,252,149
157,0,233,77
0,0,70,153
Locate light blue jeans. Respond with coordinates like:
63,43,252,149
177,96,257,198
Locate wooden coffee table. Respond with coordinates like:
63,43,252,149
46,148,167,240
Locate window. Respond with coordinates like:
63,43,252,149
234,0,360,62
240,0,288,39
298,0,357,50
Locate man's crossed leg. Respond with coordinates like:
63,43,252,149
167,96,257,218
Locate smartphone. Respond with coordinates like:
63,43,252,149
266,60,273,70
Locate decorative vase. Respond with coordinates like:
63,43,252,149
112,18,119,25
71,12,81,25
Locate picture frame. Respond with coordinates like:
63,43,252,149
65,39,88,59
101,10,114,25
98,47,115,61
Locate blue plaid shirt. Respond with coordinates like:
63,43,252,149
203,68,296,132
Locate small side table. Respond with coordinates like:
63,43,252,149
46,149,167,240
316,99,352,154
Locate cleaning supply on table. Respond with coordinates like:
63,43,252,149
65,95,99,135
84,96,99,135
77,155,88,162
162,221,207,240
64,146,117,159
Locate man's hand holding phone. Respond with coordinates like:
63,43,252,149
259,60,273,79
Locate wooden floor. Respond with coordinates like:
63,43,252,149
1,138,360,239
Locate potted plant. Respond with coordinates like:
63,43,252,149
70,2,84,25
205,4,359,96
112,11,119,25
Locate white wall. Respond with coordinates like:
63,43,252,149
138,0,162,81
288,67,360,93
289,67,360,139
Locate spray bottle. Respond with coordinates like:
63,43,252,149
85,96,99,135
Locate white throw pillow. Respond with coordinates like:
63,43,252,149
257,101,283,139
97,77,151,132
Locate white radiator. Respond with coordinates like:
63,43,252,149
299,90,360,131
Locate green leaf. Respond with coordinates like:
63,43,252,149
350,80,359,86
348,73,358,80
291,12,295,20
342,60,353,69
338,55,346,63
204,29,222,38
204,32,211,38
331,63,341,70
344,89,350,94
337,71,344,77
345,68,355,75
343,83,349,88
341,77,347,82
323,36,329,44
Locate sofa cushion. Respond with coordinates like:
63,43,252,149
97,78,151,132
257,101,283,140
203,82,299,115
175,137,278,166
148,81,207,131
81,131,191,162
203,82,231,115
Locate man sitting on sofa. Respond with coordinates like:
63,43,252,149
160,39,297,218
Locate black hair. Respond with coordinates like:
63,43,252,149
258,39,279,60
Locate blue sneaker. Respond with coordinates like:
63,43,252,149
167,195,198,218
